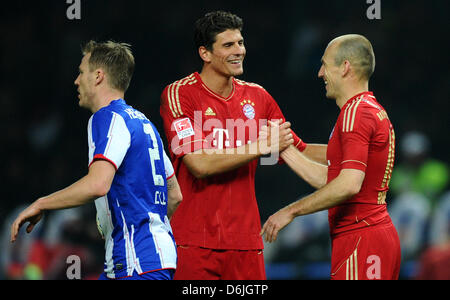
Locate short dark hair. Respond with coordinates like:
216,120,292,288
333,34,375,81
82,40,135,92
194,11,243,51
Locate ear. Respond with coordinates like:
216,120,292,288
94,69,105,86
198,46,211,63
342,60,351,77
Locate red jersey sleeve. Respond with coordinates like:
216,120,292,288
264,91,307,152
160,83,207,158
340,107,377,172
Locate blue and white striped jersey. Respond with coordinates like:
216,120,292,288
87,99,176,279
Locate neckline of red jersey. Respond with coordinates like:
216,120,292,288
344,91,374,107
194,72,236,102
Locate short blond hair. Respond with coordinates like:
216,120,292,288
82,40,135,92
333,34,375,81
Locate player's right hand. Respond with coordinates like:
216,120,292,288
258,119,293,155
10,202,43,243
260,205,295,243
268,119,294,152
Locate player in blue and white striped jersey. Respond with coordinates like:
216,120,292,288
10,40,182,280
90,99,179,279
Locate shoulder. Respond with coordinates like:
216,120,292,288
341,95,381,133
343,94,384,116
92,106,114,123
234,78,267,93
161,73,198,118
95,104,131,126
358,94,392,126
162,73,198,98
234,78,275,106
90,108,130,140
360,94,384,112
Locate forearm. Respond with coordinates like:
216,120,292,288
261,169,365,243
167,199,180,219
166,176,182,219
34,161,115,211
281,145,328,189
183,141,262,178
286,175,354,217
183,121,293,178
34,175,105,211
285,169,365,217
302,143,328,165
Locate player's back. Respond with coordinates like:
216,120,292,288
89,99,176,279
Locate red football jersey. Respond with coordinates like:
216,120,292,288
327,91,396,236
160,72,305,250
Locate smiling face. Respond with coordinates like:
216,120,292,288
202,29,246,78
318,42,342,100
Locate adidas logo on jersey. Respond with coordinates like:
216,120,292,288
205,107,216,116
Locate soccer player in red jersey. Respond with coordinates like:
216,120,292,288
159,11,319,280
261,34,401,280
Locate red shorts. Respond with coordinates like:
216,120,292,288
174,246,266,280
330,222,401,280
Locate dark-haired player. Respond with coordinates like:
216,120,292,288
159,11,317,280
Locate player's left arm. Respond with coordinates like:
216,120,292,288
261,168,365,242
10,160,115,242
262,105,376,242
301,143,328,165
163,149,182,219
167,175,182,219
279,144,328,189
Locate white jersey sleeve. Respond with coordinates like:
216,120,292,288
163,150,175,179
88,110,131,170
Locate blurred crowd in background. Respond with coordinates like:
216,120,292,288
1,1,449,279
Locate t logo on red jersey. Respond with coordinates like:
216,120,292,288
212,128,230,149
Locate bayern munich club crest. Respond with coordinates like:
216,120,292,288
241,100,256,119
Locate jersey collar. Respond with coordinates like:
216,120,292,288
194,72,236,102
110,98,125,105
342,91,374,108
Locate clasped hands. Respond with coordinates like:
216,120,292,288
258,119,294,155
